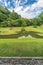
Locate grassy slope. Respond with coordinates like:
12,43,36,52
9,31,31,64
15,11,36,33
0,26,43,56
0,26,43,35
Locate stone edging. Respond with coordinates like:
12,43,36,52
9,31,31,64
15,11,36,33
0,57,43,65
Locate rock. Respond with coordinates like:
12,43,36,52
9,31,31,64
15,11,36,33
18,35,33,39
26,35,33,38
0,57,43,65
18,36,26,39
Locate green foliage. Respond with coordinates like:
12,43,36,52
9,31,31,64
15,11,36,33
0,6,10,14
0,5,43,27
21,18,27,27
30,13,43,26
39,13,43,24
0,13,7,22
33,25,37,28
0,6,21,20
11,19,27,27
9,12,21,20
21,27,25,32
0,21,8,27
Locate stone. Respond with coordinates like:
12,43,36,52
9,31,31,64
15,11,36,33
0,57,43,65
18,36,26,39
26,35,33,38
18,35,33,39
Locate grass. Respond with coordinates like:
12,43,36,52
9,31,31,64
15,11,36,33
0,27,21,35
0,26,43,56
0,38,43,57
0,26,43,38
0,26,43,35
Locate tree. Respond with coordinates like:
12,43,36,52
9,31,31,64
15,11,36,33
9,12,21,20
39,13,43,24
21,18,27,27
0,13,7,22
0,21,8,27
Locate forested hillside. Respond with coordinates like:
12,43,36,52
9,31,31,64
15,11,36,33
0,6,43,27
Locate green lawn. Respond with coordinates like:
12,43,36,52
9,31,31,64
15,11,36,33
0,26,43,56
0,26,43,35
0,38,43,57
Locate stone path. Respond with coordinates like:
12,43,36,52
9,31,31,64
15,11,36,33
0,57,43,65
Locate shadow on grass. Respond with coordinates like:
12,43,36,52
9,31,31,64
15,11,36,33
0,31,43,39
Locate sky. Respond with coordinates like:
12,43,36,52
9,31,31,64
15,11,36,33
0,0,43,19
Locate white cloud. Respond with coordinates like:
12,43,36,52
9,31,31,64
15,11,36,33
0,0,3,2
8,1,10,6
14,6,23,12
0,0,1,1
4,1,8,7
23,6,30,12
1,0,43,19
13,0,43,19
37,0,43,8
15,0,20,7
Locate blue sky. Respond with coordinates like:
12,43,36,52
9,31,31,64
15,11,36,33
0,0,43,19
